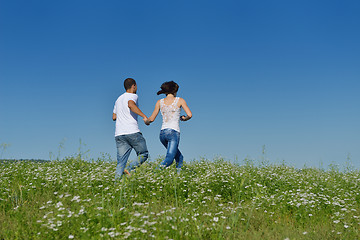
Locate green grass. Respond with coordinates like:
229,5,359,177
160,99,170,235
0,157,359,239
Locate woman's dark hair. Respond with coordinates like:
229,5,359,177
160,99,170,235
157,81,179,95
124,78,136,90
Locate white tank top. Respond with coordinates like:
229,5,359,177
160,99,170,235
160,97,181,132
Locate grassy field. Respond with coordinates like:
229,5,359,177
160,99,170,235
0,157,359,239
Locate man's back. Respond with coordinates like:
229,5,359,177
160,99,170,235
113,92,140,136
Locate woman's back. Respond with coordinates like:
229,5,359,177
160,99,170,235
160,97,181,132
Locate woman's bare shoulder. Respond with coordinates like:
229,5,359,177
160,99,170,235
177,97,186,107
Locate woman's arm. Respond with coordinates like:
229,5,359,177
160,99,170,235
179,98,192,121
145,100,161,125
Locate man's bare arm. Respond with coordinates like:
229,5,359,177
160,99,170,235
112,113,116,121
128,100,147,120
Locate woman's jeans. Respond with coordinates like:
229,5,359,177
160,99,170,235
115,132,149,180
159,128,183,171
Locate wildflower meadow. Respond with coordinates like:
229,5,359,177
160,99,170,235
0,157,359,239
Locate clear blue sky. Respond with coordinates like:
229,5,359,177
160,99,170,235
1,0,359,168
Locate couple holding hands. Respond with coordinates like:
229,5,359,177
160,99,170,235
112,78,192,181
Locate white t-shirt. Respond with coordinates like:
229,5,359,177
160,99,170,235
113,92,140,136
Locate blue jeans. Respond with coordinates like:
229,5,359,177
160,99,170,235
159,129,183,170
115,132,149,180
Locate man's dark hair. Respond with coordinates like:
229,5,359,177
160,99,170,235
157,81,179,95
124,78,136,90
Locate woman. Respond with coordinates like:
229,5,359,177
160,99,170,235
145,81,192,172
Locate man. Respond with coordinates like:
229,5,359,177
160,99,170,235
112,78,149,180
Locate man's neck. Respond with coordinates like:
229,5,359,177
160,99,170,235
126,90,136,94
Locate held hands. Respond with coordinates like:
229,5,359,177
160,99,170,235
143,117,151,125
143,117,149,125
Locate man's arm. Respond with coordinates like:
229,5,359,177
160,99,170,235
128,100,148,120
112,113,116,121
